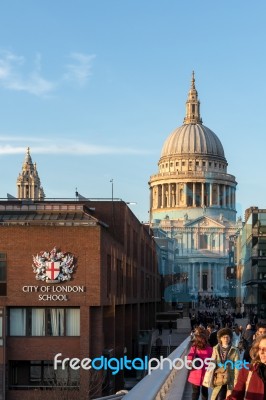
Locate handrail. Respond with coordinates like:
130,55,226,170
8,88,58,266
122,336,191,400
93,393,127,400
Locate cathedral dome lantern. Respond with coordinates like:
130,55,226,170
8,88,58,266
149,73,237,223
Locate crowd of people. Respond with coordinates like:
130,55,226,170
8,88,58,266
187,321,266,400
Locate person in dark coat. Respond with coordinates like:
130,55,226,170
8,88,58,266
168,320,173,333
226,334,266,400
155,336,163,357
242,323,254,347
207,324,218,347
243,322,266,363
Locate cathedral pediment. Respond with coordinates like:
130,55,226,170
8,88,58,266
184,216,225,228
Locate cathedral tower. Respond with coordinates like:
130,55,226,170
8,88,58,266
149,72,237,223
17,147,45,200
149,73,240,300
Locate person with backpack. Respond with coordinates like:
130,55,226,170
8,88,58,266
210,328,240,400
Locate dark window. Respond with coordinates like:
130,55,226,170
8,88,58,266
116,259,123,298
9,360,80,388
0,253,7,296
107,254,111,297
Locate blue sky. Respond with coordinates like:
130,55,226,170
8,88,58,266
0,1,265,222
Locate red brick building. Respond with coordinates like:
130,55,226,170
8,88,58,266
0,199,160,399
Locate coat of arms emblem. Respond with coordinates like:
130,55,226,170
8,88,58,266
32,247,75,283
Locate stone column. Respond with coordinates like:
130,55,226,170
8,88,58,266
161,184,165,208
210,183,213,206
208,263,212,291
167,184,171,207
201,183,205,206
199,263,203,292
223,185,226,208
221,265,224,290
193,182,196,206
214,263,217,292
192,263,196,292
184,183,188,206
171,184,176,207
175,183,179,206
217,184,220,206
228,186,232,209
156,185,159,208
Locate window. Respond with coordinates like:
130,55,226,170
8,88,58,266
116,259,123,297
176,162,179,166
9,360,79,388
9,308,80,336
182,161,185,166
199,235,208,249
107,254,111,298
0,253,7,296
202,162,206,167
209,162,212,167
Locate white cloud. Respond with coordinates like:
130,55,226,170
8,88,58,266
0,50,55,96
63,52,96,86
0,137,151,155
0,50,96,96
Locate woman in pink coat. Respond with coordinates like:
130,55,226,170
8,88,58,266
187,333,213,400
226,334,266,400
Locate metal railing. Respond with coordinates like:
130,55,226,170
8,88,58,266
122,336,191,400
93,393,127,400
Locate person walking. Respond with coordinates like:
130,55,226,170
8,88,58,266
187,333,213,400
226,334,266,399
168,320,173,334
243,322,266,363
241,323,254,347
207,324,218,347
155,336,163,357
210,328,240,400
231,324,241,348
